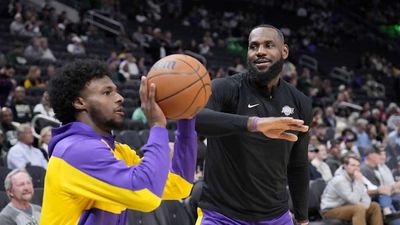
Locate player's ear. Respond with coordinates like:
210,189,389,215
282,44,289,60
72,97,86,110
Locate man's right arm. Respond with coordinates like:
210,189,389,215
196,76,250,136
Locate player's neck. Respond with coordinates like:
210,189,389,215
76,114,111,135
265,76,280,92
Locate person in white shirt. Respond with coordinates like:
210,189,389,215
119,52,139,80
39,37,56,62
311,143,333,182
7,124,48,170
33,91,55,118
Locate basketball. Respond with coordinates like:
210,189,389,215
147,54,212,120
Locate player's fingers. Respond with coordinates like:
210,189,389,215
139,76,148,103
148,83,156,105
288,124,309,132
279,132,298,142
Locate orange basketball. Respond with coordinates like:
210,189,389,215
147,54,212,119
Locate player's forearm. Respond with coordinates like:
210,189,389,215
195,108,249,136
171,118,198,182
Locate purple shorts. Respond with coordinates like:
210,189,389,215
196,209,294,225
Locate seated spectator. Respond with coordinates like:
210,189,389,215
38,126,51,161
325,139,342,174
23,15,41,38
308,144,322,180
323,106,337,128
0,169,41,224
0,107,20,150
23,66,46,90
33,91,54,118
321,154,383,225
378,149,400,197
131,106,147,125
7,124,48,170
6,42,27,67
23,37,43,62
39,37,56,62
387,122,400,162
340,128,361,158
8,86,33,123
67,35,85,55
361,146,400,219
311,143,333,182
0,130,7,165
9,13,26,36
0,65,16,107
119,52,139,80
354,118,372,152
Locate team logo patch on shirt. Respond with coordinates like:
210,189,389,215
281,105,294,116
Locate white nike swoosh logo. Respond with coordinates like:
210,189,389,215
248,103,260,108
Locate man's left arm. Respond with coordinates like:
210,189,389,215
162,118,197,199
287,96,312,224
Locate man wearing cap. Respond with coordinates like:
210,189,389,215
361,146,400,220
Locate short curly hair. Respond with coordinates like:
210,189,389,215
48,59,110,124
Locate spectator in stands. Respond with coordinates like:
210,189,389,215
0,107,19,150
23,66,45,90
0,169,41,225
311,143,333,182
0,130,6,165
119,52,140,80
131,106,147,125
66,35,85,55
38,126,52,160
33,91,55,118
9,13,26,36
378,150,400,197
8,86,33,124
132,26,148,48
137,56,148,76
0,65,16,107
308,144,322,180
39,37,56,62
340,128,361,157
354,118,372,152
323,106,337,128
23,37,43,62
387,106,400,132
6,42,27,66
7,123,47,170
44,64,55,81
361,146,400,219
320,154,383,225
23,15,41,37
146,27,166,62
325,139,342,175
387,122,400,162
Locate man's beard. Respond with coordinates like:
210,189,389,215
90,106,124,132
247,58,284,87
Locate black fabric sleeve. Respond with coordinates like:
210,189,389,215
196,108,249,137
287,96,312,221
195,76,249,137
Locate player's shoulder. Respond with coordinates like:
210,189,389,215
212,73,244,87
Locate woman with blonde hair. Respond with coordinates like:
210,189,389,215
38,126,52,160
24,65,45,89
